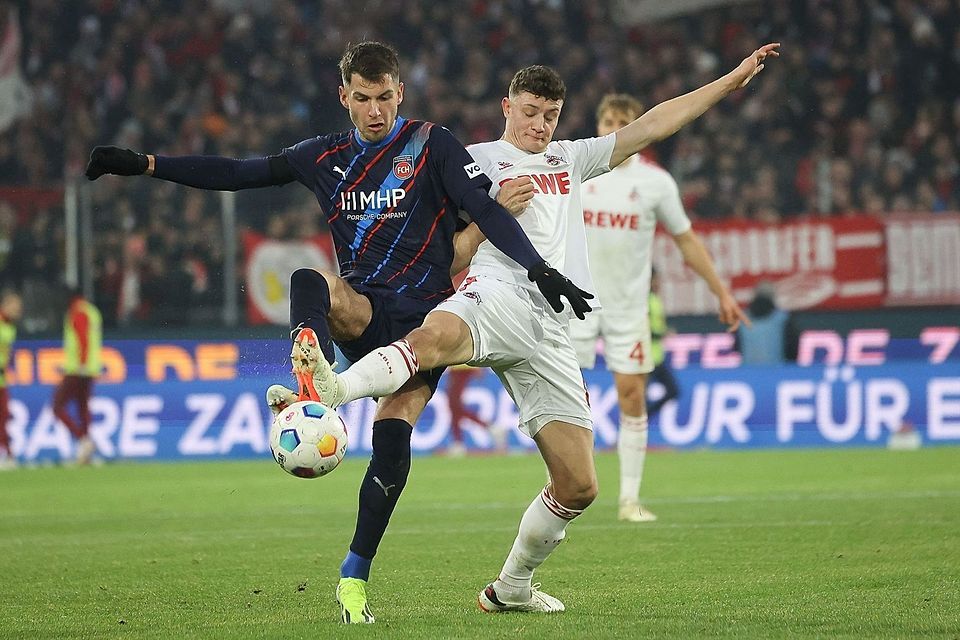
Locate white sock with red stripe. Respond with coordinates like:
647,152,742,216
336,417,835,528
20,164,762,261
493,486,582,603
338,339,420,404
618,413,648,505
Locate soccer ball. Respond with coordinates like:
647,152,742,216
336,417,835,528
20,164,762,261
269,400,348,478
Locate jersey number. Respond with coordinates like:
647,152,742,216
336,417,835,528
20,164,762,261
629,342,645,362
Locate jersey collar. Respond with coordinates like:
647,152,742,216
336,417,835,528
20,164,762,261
353,116,406,150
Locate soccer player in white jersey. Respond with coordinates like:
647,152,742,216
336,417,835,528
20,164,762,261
571,94,750,523
298,43,779,613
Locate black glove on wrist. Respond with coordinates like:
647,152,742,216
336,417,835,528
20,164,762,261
527,260,594,320
85,146,149,180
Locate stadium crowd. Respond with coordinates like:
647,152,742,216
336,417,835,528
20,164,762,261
0,0,958,327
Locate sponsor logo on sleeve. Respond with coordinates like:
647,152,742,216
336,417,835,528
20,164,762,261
464,162,483,179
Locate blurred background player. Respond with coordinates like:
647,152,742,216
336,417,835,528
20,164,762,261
445,266,505,456
738,281,791,365
83,41,588,624
0,290,23,470
644,268,680,421
52,289,102,465
570,93,749,523
301,44,779,612
444,365,485,456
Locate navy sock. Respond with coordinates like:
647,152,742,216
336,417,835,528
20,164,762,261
289,268,335,364
344,419,413,570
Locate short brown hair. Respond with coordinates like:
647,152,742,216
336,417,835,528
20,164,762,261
508,65,566,101
339,41,400,85
596,93,644,122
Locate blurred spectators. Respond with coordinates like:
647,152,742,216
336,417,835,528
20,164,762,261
0,0,958,327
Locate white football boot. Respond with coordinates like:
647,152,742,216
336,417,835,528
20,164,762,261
478,583,565,613
290,327,346,408
618,501,658,522
76,437,96,465
265,384,298,417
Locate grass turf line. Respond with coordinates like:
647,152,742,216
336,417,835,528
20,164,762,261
0,447,958,639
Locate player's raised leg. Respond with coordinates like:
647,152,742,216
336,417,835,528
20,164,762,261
289,269,372,400
277,269,372,413
289,268,339,365
479,420,597,613
296,310,475,408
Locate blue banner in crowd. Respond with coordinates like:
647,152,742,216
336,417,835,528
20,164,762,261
3,340,959,462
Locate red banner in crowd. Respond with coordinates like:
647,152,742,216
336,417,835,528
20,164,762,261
240,214,958,322
241,231,335,325
654,215,889,314
885,214,960,307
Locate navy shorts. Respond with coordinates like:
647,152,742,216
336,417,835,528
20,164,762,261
336,284,446,393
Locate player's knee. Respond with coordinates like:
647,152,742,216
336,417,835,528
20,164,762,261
405,325,442,366
619,389,646,415
289,268,332,305
615,377,647,414
290,267,323,290
406,314,473,369
406,324,462,370
553,477,598,511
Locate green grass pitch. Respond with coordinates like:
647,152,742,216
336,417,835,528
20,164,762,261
1,447,958,639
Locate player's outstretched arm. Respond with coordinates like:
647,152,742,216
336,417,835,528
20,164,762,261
673,229,751,332
84,146,296,190
609,43,780,168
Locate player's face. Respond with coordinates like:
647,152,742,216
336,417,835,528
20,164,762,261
502,92,562,154
339,73,404,144
597,108,637,136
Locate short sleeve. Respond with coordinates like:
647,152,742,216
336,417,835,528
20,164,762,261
559,133,616,182
656,172,692,235
429,126,494,208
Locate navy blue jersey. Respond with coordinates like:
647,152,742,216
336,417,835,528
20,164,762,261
282,117,489,301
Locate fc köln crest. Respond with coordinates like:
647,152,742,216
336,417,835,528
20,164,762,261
393,155,414,180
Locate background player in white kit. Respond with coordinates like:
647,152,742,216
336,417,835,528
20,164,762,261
571,94,750,523
300,43,779,613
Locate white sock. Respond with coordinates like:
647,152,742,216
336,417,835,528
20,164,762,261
618,413,648,505
339,339,419,404
494,486,582,602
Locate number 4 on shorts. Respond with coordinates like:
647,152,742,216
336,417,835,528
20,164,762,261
630,342,644,362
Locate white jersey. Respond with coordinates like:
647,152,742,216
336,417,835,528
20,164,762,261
466,135,616,307
580,155,691,311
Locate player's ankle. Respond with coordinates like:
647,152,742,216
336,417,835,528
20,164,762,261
493,577,531,603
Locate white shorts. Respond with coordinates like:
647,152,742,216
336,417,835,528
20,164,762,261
569,307,653,375
431,275,592,438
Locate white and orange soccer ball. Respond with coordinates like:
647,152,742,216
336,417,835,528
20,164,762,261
269,400,348,478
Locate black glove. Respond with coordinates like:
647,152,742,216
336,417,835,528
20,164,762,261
527,260,594,320
85,146,149,180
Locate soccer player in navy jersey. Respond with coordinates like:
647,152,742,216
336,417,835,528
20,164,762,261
84,41,591,624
